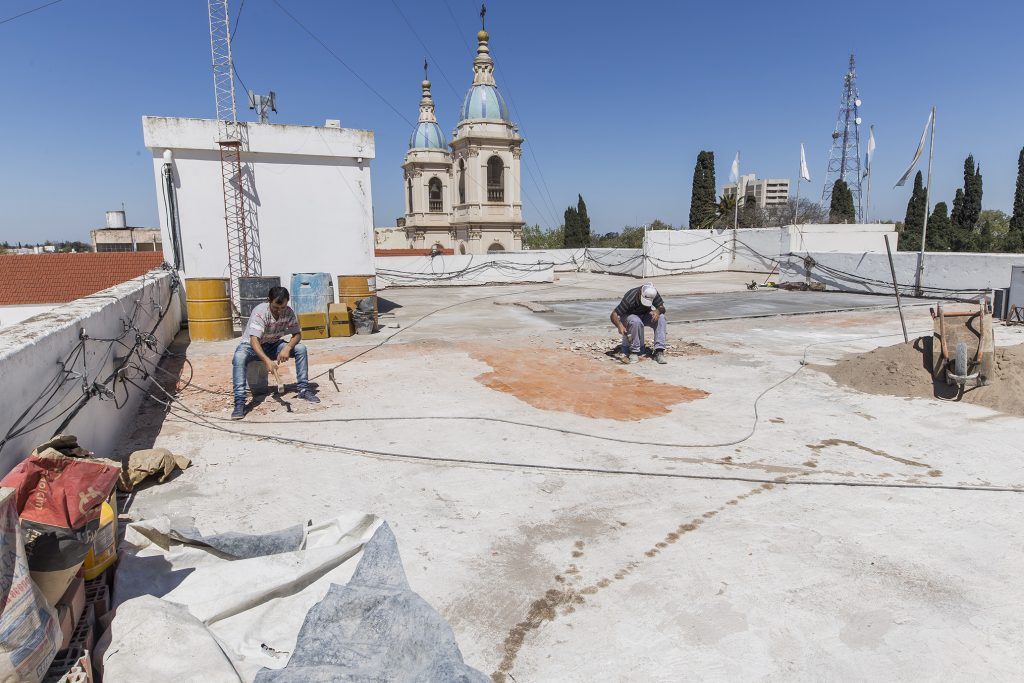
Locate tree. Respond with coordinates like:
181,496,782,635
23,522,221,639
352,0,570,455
688,151,718,228
712,194,737,228
648,219,674,231
899,171,927,251
950,155,983,250
1010,147,1024,239
563,205,581,248
763,198,827,227
522,223,564,249
829,179,855,223
739,197,764,228
926,202,953,251
576,194,592,246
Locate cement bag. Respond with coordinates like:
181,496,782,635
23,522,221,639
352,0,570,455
0,487,61,683
0,436,120,606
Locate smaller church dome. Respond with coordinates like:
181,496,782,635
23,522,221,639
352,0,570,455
409,121,447,149
459,84,510,122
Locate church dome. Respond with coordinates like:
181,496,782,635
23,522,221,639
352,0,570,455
459,84,510,122
409,120,447,149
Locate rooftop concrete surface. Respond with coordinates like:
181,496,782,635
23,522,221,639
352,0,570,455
121,271,1024,682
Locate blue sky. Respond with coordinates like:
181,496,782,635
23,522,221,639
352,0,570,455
1,0,1022,243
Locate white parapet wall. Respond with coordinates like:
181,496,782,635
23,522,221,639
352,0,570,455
785,223,897,254
375,253,554,287
0,270,182,475
779,250,1024,298
376,225,899,286
143,116,376,288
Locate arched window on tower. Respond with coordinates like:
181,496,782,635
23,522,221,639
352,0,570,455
487,155,504,202
458,159,466,205
407,179,414,214
428,177,443,212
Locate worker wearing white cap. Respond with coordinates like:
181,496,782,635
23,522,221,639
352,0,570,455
610,283,668,364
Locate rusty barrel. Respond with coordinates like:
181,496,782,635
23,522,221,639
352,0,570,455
185,277,233,341
338,275,377,323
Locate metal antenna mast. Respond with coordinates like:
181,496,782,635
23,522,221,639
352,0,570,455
821,53,864,221
208,0,260,310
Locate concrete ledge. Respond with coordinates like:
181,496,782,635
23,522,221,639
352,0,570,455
0,270,182,474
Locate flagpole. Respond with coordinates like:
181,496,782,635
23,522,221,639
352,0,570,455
865,125,873,223
915,107,936,297
795,145,802,225
732,151,740,255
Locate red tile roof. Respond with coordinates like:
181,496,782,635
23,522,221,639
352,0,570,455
0,252,166,305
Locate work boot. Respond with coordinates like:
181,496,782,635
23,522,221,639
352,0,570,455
653,350,667,365
627,353,640,364
297,390,321,404
231,401,245,420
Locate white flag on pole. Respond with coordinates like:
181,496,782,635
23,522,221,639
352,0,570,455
799,143,811,182
730,152,740,183
894,112,931,187
864,125,876,178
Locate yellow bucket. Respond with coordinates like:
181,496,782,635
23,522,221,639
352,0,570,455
186,277,233,341
83,495,117,580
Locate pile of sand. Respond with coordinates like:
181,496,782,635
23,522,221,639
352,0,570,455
815,337,1024,416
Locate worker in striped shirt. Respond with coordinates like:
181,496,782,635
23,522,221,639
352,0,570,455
610,283,668,365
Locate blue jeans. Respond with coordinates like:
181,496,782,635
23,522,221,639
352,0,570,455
232,340,309,401
621,313,667,354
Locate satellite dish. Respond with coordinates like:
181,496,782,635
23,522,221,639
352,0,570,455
854,98,862,107
855,117,862,125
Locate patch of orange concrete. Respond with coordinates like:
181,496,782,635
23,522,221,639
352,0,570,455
470,347,708,420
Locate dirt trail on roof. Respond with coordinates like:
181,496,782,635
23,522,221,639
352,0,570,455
470,347,707,420
814,337,1024,416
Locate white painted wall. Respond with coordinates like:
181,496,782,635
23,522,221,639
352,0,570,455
143,117,376,292
375,253,553,287
779,251,1024,298
785,223,897,254
524,249,587,272
0,271,182,475
0,304,57,330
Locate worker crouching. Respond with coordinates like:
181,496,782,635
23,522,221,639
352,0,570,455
610,283,668,365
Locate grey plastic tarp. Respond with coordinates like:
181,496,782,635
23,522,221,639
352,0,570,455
96,513,486,682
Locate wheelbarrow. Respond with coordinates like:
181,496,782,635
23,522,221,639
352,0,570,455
930,298,994,389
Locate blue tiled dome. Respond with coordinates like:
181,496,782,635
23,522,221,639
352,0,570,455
459,84,510,122
409,121,447,149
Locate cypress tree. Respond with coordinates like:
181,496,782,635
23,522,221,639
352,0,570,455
899,171,927,251
576,194,592,246
688,151,718,228
563,205,581,248
829,179,855,223
1011,147,1024,235
926,202,953,251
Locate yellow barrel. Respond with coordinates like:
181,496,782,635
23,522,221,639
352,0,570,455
186,277,233,341
338,274,377,322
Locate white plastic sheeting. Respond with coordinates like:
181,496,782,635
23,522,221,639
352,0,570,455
98,513,486,682
99,513,380,680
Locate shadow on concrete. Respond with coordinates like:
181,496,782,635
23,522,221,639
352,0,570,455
914,335,962,401
377,297,402,314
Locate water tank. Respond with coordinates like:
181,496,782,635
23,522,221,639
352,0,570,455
290,273,334,314
105,210,127,229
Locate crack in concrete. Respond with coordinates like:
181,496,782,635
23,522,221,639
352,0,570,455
806,438,931,469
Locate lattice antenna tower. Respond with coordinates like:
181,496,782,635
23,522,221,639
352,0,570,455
208,0,260,310
821,53,864,221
